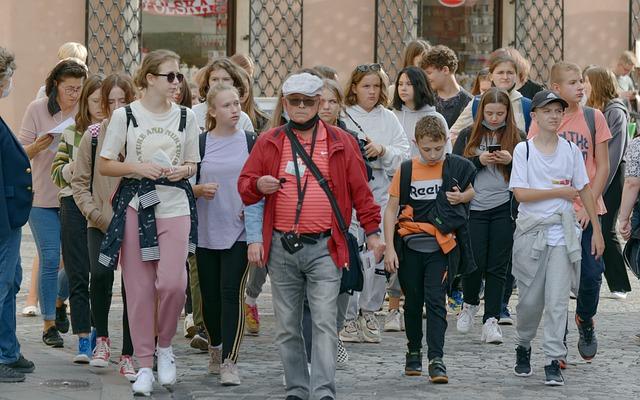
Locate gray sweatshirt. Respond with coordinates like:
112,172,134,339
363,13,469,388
603,98,629,191
512,212,581,291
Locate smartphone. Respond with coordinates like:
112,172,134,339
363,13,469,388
487,144,501,153
451,177,461,191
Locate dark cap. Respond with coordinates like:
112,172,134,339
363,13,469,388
531,90,569,110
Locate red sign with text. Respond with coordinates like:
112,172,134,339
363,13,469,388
142,0,227,17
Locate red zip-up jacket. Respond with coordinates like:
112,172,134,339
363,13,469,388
238,120,381,269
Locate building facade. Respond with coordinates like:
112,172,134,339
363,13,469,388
0,0,635,128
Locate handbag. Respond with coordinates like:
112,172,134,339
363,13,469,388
284,126,364,294
623,221,640,279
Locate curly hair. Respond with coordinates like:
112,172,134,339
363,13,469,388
0,47,16,82
415,115,447,142
420,45,458,73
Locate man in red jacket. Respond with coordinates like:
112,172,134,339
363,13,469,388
238,72,384,400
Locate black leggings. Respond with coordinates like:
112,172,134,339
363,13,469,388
398,248,448,360
463,201,513,322
87,227,133,355
602,163,632,293
196,242,250,362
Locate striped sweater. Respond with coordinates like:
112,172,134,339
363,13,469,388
51,124,87,200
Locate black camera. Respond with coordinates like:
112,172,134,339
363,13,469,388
281,231,304,254
360,138,378,162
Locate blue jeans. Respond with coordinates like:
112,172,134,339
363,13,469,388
29,207,61,321
269,232,341,400
0,228,22,364
576,222,605,321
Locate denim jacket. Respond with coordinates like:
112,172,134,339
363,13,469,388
99,177,197,269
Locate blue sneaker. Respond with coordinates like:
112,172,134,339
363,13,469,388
498,304,514,325
90,327,97,352
73,336,92,364
447,290,463,314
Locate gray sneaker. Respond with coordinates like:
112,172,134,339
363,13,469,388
359,312,381,343
220,359,240,386
208,345,221,375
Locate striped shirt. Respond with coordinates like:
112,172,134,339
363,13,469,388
51,124,94,199
274,124,332,233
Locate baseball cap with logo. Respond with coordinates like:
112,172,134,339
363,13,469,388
531,90,569,110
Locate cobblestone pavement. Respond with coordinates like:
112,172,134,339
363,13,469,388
4,227,640,400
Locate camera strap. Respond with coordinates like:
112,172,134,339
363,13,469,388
287,123,319,232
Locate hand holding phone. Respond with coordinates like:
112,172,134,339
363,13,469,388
487,144,501,153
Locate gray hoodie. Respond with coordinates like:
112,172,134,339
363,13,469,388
604,98,629,191
393,104,453,157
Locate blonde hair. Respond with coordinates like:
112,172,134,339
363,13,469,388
402,39,430,69
344,67,390,108
549,62,582,86
619,51,638,67
585,67,619,111
205,83,239,132
57,42,88,63
134,49,180,89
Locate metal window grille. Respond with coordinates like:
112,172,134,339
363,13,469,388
375,0,420,82
85,0,142,74
514,0,564,83
630,0,640,50
249,0,303,97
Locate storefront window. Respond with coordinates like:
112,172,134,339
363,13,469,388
420,0,498,89
141,0,229,81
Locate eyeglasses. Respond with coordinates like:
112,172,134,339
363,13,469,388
152,72,185,83
356,63,382,73
285,96,318,107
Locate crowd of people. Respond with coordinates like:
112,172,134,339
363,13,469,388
0,38,639,399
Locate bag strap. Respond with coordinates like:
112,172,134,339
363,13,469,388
125,105,137,129
471,96,480,120
196,131,207,183
179,106,187,132
399,159,413,207
284,126,349,234
90,135,98,193
583,106,596,156
245,130,257,153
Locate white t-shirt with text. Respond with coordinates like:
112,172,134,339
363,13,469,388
100,100,201,218
509,137,589,245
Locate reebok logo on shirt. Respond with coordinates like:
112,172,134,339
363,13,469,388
410,179,443,200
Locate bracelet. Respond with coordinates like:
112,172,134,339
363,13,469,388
186,165,192,177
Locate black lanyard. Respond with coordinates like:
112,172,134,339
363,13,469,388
287,123,319,232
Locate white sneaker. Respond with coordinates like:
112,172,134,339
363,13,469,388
359,312,381,343
456,303,479,333
400,309,405,331
156,346,176,386
481,317,503,344
608,291,628,300
339,319,363,343
183,314,196,338
384,309,402,332
21,305,40,317
131,367,155,396
220,358,241,386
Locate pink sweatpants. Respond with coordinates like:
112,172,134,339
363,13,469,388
121,207,189,368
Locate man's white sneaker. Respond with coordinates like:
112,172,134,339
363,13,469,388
220,358,241,386
359,312,381,343
156,346,176,386
481,317,503,344
131,367,155,396
384,309,402,332
608,291,628,300
339,319,363,343
456,303,479,333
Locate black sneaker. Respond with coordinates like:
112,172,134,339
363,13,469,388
514,345,532,377
55,304,70,334
190,326,209,352
0,364,25,383
544,360,565,386
404,351,422,376
42,326,64,348
7,355,35,373
428,357,448,384
575,315,597,361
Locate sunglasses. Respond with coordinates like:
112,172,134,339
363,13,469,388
356,63,382,73
152,72,185,83
285,96,318,107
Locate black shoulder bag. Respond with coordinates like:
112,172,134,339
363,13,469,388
284,126,364,294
